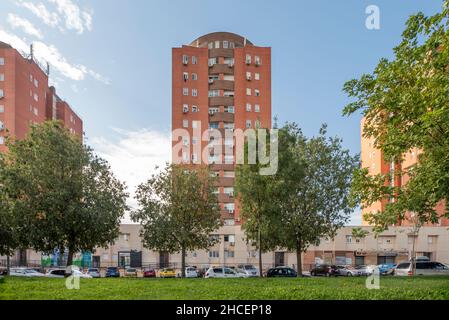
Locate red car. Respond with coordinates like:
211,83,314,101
143,269,156,278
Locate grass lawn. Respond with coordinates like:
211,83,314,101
1,276,449,300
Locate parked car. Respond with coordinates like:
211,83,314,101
237,264,260,277
336,265,361,276
378,264,396,275
177,267,198,278
105,267,120,278
395,261,449,276
45,269,66,278
266,267,297,278
354,265,372,276
143,269,156,278
197,267,210,278
10,268,45,278
159,268,176,278
310,264,338,277
72,269,93,279
124,268,138,277
87,268,101,278
205,267,246,278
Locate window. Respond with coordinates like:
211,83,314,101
34,79,38,88
255,73,260,80
192,56,197,64
34,93,39,102
224,251,235,258
224,235,235,243
224,219,235,226
0,89,3,98
208,58,217,66
0,74,4,81
182,152,189,162
255,89,260,97
223,91,234,97
208,90,219,97
246,72,252,80
183,72,189,81
0,136,4,145
246,103,252,112
223,40,229,49
192,105,198,112
183,88,189,96
245,54,251,64
0,105,4,113
192,89,198,97
346,235,352,243
209,107,219,115
209,122,219,129
183,120,188,128
191,73,198,80
192,153,198,163
255,56,261,65
215,41,220,49
0,57,4,65
34,108,38,116
120,233,130,241
182,137,189,146
208,42,214,49
192,137,198,145
255,120,261,129
230,42,235,48
255,104,260,112
192,121,199,129
246,120,251,129
224,187,234,196
246,88,251,96
224,123,234,129
225,58,234,67
209,251,219,258
182,55,189,64
183,104,189,113
224,171,235,178
224,106,234,113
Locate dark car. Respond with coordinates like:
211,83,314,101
105,267,120,278
266,267,297,278
310,264,338,277
143,269,156,278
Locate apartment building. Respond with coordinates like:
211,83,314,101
360,117,448,226
0,40,83,155
171,32,271,258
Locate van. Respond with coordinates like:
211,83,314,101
394,261,449,276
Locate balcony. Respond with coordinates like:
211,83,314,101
209,80,234,91
218,193,235,203
209,112,234,123
216,177,234,187
209,64,234,75
209,96,234,107
209,48,234,59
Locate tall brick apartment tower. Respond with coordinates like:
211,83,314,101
0,41,82,155
360,117,448,227
172,32,271,264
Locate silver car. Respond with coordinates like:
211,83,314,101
10,268,46,277
395,261,449,276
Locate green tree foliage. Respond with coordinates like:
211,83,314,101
235,129,281,277
0,121,128,266
272,123,358,275
343,1,449,232
132,164,221,278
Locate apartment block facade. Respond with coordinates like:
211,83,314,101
360,117,448,226
172,32,271,251
0,41,83,154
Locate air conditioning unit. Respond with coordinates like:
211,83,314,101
183,107,189,113
208,79,214,84
246,75,252,81
0,122,4,131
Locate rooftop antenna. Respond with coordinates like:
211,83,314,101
46,62,50,76
30,44,34,60
244,37,247,46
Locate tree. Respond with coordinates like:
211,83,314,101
343,1,449,231
132,164,221,278
351,227,369,242
273,123,358,276
235,129,281,277
0,181,17,275
0,121,128,267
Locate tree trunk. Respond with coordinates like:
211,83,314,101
296,239,303,277
258,227,263,278
66,247,74,267
411,234,417,276
6,255,10,276
181,247,186,278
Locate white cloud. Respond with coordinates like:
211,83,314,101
0,28,109,84
7,13,44,39
90,128,171,219
48,0,93,34
15,0,59,28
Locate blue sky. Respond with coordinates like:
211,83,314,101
0,0,444,224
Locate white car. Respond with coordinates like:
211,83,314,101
45,269,66,278
395,261,449,276
72,269,93,279
10,268,46,277
237,265,260,277
179,267,198,278
205,267,246,278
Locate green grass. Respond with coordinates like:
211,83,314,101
1,276,449,300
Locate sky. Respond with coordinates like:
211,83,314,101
0,0,444,224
